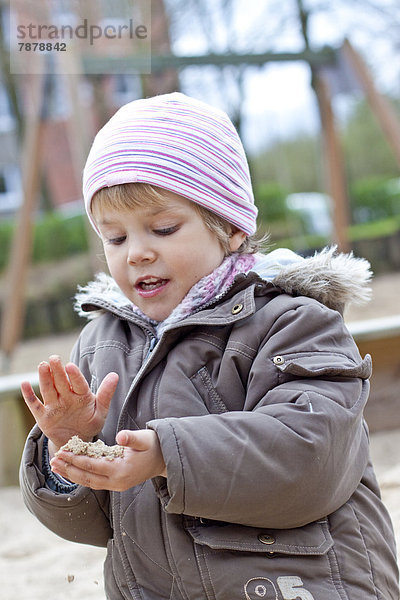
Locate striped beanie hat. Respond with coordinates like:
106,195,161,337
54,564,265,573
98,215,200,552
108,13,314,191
83,92,257,235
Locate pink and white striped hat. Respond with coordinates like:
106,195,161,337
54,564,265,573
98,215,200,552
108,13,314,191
83,92,257,235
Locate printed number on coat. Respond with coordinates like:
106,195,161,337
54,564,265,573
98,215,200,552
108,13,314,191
244,578,278,599
277,576,315,599
244,576,315,600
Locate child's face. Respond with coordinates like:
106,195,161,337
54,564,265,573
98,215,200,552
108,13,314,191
95,191,244,321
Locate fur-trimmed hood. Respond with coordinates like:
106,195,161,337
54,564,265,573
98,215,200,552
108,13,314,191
75,246,372,319
267,246,372,312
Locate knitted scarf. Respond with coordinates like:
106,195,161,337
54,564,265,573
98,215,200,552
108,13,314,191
132,253,256,338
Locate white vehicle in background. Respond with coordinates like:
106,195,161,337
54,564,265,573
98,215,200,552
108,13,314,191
285,192,333,236
0,164,22,218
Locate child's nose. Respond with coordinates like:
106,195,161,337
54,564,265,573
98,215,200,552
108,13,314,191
127,238,156,265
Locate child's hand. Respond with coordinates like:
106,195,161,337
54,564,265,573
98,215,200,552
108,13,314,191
49,429,167,491
20,355,119,452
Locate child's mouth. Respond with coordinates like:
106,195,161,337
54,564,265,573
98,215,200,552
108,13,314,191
136,277,169,297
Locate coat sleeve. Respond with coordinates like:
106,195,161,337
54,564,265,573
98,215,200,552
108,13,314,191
19,335,112,547
148,299,372,530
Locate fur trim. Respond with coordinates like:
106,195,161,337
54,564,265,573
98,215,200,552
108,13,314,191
74,272,128,319
271,246,372,312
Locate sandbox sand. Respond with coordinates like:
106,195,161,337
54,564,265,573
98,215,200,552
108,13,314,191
59,436,124,460
0,484,106,599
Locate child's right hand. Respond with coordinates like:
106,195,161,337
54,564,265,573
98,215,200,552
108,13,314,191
21,355,119,453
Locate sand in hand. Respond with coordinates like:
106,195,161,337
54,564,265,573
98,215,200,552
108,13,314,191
58,436,124,460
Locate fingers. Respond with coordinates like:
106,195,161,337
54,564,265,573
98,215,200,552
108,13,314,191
51,456,107,489
47,355,74,396
38,357,99,399
52,452,110,475
116,429,155,451
64,362,90,395
51,452,115,490
96,372,119,414
115,429,167,480
20,381,45,419
116,430,130,446
37,356,71,404
36,361,57,404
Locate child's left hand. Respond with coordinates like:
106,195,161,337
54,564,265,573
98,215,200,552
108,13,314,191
50,429,167,491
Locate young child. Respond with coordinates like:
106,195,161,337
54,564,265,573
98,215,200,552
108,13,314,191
20,93,398,600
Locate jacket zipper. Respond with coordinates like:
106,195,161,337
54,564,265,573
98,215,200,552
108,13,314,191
145,336,157,361
118,332,157,421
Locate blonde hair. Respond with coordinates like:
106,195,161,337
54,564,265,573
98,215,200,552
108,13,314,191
91,183,265,255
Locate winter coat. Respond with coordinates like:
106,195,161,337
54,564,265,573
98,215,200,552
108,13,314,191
20,250,399,600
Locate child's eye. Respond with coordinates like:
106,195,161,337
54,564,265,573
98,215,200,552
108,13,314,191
107,235,126,245
153,225,179,236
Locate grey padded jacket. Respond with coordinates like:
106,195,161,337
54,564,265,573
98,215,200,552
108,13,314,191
20,250,399,600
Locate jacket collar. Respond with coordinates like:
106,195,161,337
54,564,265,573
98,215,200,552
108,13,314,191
75,272,263,332
74,246,372,325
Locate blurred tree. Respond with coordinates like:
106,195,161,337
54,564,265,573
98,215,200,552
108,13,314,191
350,175,400,223
252,97,400,193
251,134,323,193
343,98,400,182
142,0,179,96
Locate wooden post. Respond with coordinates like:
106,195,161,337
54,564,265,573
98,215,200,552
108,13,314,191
342,39,400,168
141,0,179,96
0,75,45,371
58,49,104,274
313,74,351,253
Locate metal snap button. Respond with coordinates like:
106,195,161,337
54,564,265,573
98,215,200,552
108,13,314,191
258,533,275,545
231,303,243,315
273,355,285,366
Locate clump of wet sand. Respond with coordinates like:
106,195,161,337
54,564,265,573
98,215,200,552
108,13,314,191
59,436,124,460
